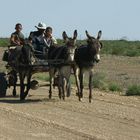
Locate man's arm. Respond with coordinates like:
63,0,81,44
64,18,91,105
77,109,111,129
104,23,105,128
10,34,21,46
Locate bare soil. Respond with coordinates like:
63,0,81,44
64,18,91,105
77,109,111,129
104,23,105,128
0,47,140,140
0,87,140,140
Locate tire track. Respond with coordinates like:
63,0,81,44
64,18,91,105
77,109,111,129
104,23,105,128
93,97,140,109
39,100,140,128
0,106,103,140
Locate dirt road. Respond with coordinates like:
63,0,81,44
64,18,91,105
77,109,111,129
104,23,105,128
0,87,140,140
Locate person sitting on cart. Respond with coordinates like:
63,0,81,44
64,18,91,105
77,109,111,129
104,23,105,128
8,23,25,65
43,26,58,58
44,26,57,48
28,22,47,59
10,23,25,47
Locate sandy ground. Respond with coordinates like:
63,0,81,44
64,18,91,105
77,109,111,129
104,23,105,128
0,47,140,140
0,86,140,140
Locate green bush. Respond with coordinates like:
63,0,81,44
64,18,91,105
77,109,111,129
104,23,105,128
101,40,140,57
57,39,65,46
109,83,122,92
34,73,50,82
70,72,108,91
126,85,140,96
1,38,140,57
92,72,108,90
0,38,9,47
125,49,140,57
70,75,76,85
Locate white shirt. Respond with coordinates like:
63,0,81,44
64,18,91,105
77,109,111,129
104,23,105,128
43,36,57,47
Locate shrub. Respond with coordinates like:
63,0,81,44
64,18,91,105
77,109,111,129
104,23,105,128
109,83,122,92
92,72,108,90
70,76,76,85
1,38,140,56
70,72,108,90
111,46,123,55
101,40,140,57
0,38,9,47
125,49,139,57
126,85,140,96
33,73,49,82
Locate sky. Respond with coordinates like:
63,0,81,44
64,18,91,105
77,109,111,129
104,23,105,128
0,0,140,40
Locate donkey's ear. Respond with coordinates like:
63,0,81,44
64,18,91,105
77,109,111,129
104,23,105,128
85,30,92,39
97,30,102,40
73,30,77,39
62,31,68,41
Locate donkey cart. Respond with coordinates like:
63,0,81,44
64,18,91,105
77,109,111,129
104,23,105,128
0,30,77,100
0,57,65,98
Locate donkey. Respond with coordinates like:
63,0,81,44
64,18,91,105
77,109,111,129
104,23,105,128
48,30,77,100
74,30,103,103
8,44,34,100
18,44,34,100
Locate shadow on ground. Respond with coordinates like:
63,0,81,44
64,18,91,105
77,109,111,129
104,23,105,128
0,95,58,104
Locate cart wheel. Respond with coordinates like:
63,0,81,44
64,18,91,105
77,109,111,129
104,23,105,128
30,80,39,90
0,72,8,97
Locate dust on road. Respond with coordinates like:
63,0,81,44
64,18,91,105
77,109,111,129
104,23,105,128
0,87,140,140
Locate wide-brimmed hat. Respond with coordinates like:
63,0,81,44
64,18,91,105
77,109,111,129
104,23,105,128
35,22,46,30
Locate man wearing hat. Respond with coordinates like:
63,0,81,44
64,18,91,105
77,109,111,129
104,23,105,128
28,22,47,59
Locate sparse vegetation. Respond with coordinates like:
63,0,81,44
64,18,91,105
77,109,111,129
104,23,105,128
100,40,140,57
109,83,122,92
0,38,9,47
33,73,49,82
70,75,76,85
92,73,123,92
1,38,140,57
126,85,140,96
92,72,108,90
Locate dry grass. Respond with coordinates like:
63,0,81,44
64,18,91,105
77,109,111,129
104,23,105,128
95,54,140,91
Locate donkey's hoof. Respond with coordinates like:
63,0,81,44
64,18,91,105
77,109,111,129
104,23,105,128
58,93,61,99
20,96,25,101
89,99,92,103
79,98,83,102
62,96,65,101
